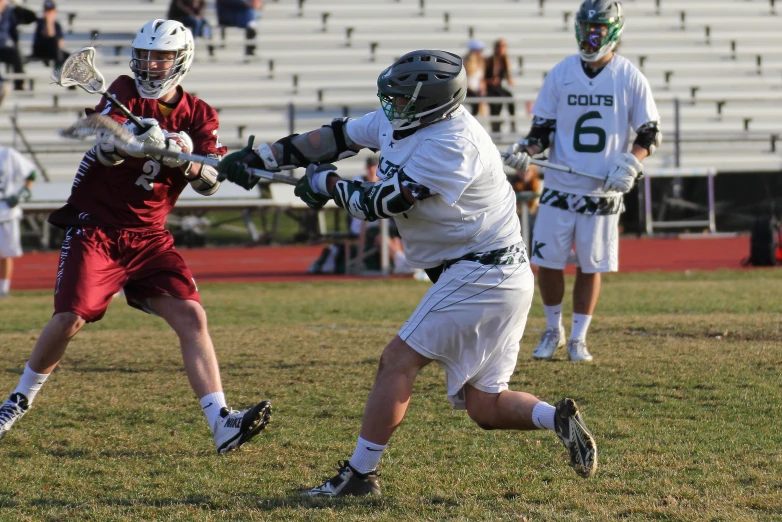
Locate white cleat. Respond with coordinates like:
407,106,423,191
532,326,566,360
0,393,29,440
213,400,272,454
567,339,593,362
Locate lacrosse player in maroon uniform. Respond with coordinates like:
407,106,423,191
0,19,271,453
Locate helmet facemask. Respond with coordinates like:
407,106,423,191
575,1,624,63
130,48,188,99
378,82,423,130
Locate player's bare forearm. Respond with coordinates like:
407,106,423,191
631,144,649,163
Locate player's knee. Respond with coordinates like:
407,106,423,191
49,312,85,337
167,301,208,336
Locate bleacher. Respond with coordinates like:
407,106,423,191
2,0,781,183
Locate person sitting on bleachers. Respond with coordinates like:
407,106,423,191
30,1,69,72
0,0,25,91
167,0,211,39
308,156,414,275
216,0,262,40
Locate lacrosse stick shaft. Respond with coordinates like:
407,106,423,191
139,144,298,186
101,92,146,130
500,152,605,182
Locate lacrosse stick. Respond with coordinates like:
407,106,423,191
500,152,606,182
54,46,146,130
61,114,299,186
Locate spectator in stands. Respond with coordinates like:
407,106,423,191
0,0,26,91
485,38,515,134
510,163,541,245
463,39,486,117
216,0,262,40
168,0,211,39
0,146,36,298
30,1,68,72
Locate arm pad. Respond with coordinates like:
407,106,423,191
268,117,360,169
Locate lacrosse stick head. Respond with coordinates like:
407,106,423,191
60,114,143,153
54,46,107,94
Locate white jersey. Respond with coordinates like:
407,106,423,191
346,107,521,268
0,147,36,222
533,54,659,196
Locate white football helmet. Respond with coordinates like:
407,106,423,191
130,19,194,99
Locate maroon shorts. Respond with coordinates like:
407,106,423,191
53,226,200,322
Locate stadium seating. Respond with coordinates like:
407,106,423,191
1,0,781,184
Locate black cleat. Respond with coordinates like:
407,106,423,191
0,393,29,440
554,398,597,478
303,460,381,497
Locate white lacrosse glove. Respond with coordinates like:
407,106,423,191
504,142,532,172
151,131,193,169
604,152,643,193
121,118,167,158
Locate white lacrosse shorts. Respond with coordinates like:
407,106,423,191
0,219,23,258
530,204,620,273
399,260,534,410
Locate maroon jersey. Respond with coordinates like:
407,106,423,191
49,75,227,230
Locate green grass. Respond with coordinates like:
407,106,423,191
1,270,781,521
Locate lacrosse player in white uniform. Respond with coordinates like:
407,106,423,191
504,0,661,362
0,146,36,297
218,49,598,497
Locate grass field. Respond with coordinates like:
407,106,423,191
1,270,781,521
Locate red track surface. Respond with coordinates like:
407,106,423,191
12,236,751,291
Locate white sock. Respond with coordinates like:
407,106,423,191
349,436,386,474
570,313,593,341
13,364,50,404
531,401,556,431
0,279,10,295
200,392,228,432
543,304,563,330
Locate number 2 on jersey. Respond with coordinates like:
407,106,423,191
135,160,161,191
573,111,606,153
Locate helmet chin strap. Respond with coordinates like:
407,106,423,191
403,81,423,115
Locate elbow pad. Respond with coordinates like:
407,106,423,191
633,122,662,155
525,117,557,152
187,155,221,196
271,117,359,168
332,172,413,222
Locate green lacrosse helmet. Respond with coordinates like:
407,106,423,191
575,0,625,62
377,50,467,131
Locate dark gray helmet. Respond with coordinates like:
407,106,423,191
377,50,467,131
575,0,624,62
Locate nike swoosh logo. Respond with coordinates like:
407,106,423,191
202,402,213,409
366,447,383,452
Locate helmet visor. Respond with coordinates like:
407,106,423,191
577,21,611,56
